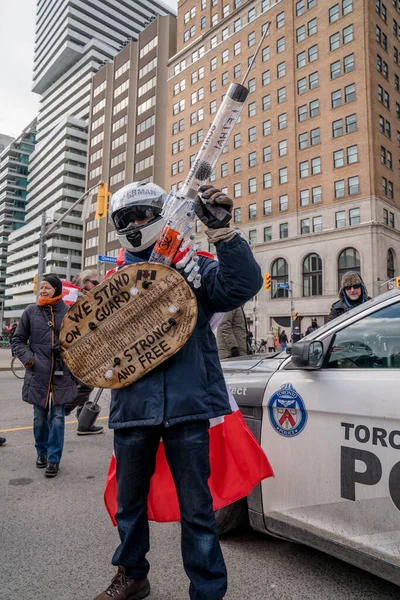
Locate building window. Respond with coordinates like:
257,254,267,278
263,146,271,162
309,71,319,89
330,60,341,79
279,168,288,185
263,94,271,111
278,139,288,156
338,247,360,289
249,203,257,218
277,37,285,54
311,156,321,174
310,99,319,117
343,24,354,44
298,77,307,94
349,207,360,225
300,160,309,178
248,126,257,142
301,218,310,235
279,194,288,211
298,105,307,122
346,114,357,133
276,11,285,28
330,32,340,51
234,207,241,222
262,70,271,86
249,178,257,193
248,32,256,47
300,189,310,206
344,83,356,103
248,151,257,167
332,119,343,137
383,208,389,225
248,102,256,117
303,253,322,296
334,179,345,198
310,127,320,145
344,53,355,73
308,44,318,62
264,226,272,242
272,257,289,297
347,144,358,164
329,4,340,23
313,215,322,232
312,185,322,203
278,113,287,129
277,62,286,78
334,149,345,168
277,87,286,103
387,249,396,279
234,157,241,172
348,175,359,195
249,230,257,245
297,51,306,68
263,120,271,136
234,133,241,148
248,78,256,93
299,132,308,149
234,182,241,197
221,162,228,177
263,172,272,188
336,210,346,228
264,199,272,215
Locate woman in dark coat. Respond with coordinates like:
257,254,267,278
12,275,77,477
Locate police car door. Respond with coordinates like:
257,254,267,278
260,296,400,576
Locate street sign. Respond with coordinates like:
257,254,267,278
98,255,118,263
277,283,290,290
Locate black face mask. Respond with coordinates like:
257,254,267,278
126,228,142,248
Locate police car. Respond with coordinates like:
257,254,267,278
218,288,400,587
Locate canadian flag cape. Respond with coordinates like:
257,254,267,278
103,247,273,523
104,389,273,523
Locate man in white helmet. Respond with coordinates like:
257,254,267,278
93,181,263,600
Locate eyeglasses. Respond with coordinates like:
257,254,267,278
344,284,361,291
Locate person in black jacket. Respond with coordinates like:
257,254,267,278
11,274,77,478
305,318,319,335
328,271,371,322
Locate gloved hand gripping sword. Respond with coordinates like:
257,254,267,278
149,22,271,287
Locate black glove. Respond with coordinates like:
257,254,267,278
231,346,240,357
194,185,233,229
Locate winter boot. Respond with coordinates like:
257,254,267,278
93,567,150,600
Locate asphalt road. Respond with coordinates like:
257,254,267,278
1,371,399,600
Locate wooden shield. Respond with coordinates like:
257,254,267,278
60,263,198,388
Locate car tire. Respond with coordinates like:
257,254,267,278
215,498,249,536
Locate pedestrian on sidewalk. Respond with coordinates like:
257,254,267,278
92,181,263,600
216,306,250,359
279,330,288,351
11,274,77,478
267,330,275,353
64,269,103,435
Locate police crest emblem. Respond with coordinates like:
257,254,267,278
268,383,307,437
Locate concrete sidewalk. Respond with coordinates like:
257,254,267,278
0,348,12,371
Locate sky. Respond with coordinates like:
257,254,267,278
0,0,177,139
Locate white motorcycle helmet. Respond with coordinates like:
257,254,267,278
110,181,168,252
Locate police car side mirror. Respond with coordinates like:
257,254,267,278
291,340,324,370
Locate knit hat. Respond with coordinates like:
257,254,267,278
42,274,63,297
339,271,368,305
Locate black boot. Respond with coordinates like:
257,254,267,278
36,455,47,468
45,462,59,477
77,424,104,435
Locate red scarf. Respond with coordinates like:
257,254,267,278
37,294,63,307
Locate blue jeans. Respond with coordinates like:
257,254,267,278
112,421,227,600
33,404,65,464
280,343,287,351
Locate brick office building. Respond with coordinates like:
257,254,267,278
165,0,400,338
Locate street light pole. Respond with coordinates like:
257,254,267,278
233,226,258,344
36,182,100,296
37,211,47,297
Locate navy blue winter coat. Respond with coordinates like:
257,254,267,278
12,300,78,409
109,234,262,429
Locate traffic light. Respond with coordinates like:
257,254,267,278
33,275,38,294
264,273,271,290
396,277,400,288
95,183,111,219
292,312,298,321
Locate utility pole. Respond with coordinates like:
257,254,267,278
36,182,100,297
289,280,295,340
37,211,47,296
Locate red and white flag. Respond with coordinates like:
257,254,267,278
104,389,273,524
61,280,80,305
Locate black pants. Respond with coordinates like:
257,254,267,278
65,383,94,417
